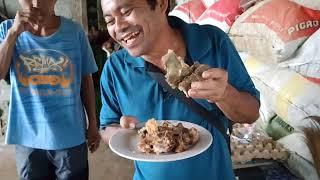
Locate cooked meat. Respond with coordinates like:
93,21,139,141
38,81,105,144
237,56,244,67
178,73,202,96
137,119,200,154
164,50,193,88
163,49,210,96
193,63,210,76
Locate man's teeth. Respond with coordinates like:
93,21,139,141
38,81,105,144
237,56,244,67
124,31,139,42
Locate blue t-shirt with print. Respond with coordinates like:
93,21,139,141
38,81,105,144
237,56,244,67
100,17,259,180
0,17,98,150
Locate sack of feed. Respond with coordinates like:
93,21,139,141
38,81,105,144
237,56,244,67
242,56,320,129
230,0,320,63
169,0,207,23
279,28,320,81
196,0,244,32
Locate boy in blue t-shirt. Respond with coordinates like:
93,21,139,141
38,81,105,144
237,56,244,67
0,0,100,179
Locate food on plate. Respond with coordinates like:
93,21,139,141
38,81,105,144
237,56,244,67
137,119,200,154
163,49,210,96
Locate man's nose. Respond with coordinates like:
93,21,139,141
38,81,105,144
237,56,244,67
115,17,129,32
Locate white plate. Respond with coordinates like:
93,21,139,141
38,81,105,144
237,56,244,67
109,120,213,162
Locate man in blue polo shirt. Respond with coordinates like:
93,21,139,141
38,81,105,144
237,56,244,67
99,0,260,179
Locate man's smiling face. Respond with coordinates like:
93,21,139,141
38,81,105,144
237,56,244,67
101,0,167,57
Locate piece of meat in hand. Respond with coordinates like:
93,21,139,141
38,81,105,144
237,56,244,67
163,49,210,96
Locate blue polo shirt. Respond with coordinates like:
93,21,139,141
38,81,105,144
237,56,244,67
100,16,259,180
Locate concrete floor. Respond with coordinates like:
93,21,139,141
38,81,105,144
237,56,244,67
0,137,134,180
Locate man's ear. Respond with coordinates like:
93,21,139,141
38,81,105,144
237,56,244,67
157,0,169,14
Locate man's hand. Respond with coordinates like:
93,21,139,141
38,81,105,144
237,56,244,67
0,8,42,79
119,116,139,129
188,68,229,103
87,125,101,153
188,68,260,123
11,7,43,35
100,116,139,144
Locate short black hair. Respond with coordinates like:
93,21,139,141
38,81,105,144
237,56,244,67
146,0,170,15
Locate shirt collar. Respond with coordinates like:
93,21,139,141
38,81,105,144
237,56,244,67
125,16,212,68
123,50,145,68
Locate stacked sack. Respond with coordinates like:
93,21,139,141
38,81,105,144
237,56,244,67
170,0,208,23
242,55,320,129
279,28,320,84
170,0,262,32
229,0,320,63
229,1,320,179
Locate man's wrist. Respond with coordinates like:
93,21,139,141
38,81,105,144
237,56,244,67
221,84,232,101
8,29,19,39
213,84,231,103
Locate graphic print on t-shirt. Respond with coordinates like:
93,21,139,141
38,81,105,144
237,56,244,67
16,49,74,97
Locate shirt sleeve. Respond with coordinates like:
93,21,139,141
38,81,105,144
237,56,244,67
219,34,260,103
79,28,98,76
99,58,122,128
0,20,13,44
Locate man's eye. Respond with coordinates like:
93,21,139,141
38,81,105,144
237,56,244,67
105,18,115,26
122,8,133,16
